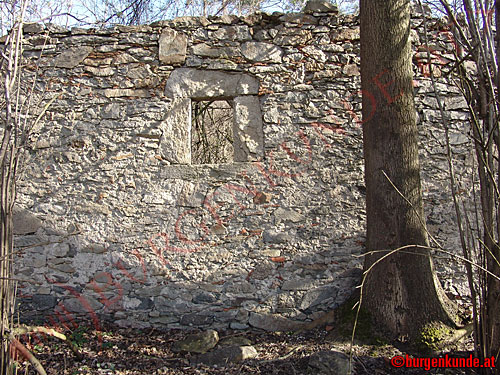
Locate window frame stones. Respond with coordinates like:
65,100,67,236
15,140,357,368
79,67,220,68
163,68,264,164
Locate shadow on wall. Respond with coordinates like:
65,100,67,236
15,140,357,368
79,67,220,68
13,203,364,332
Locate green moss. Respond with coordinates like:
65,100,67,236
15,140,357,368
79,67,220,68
418,322,453,352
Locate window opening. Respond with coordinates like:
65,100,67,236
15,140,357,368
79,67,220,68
191,99,234,164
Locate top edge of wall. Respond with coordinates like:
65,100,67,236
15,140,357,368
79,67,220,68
18,0,434,36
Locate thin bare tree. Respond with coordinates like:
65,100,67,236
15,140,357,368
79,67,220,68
0,1,28,372
0,0,60,372
419,0,500,368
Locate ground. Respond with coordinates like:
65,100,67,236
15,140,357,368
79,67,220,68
13,321,479,375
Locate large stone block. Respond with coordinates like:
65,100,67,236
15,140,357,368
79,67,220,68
160,98,191,164
159,28,187,64
241,42,283,63
233,96,264,161
303,0,338,13
192,345,258,366
53,46,93,68
248,312,304,331
13,207,42,235
192,43,240,58
308,351,350,375
165,68,259,99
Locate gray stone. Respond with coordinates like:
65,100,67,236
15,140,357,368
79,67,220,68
233,96,264,162
330,28,359,41
84,66,115,77
251,262,275,280
301,45,327,63
27,254,46,268
449,132,469,145
308,351,350,375
48,262,75,273
210,223,227,235
81,243,107,254
274,207,304,224
49,243,70,257
192,43,240,58
280,13,318,24
343,64,360,76
24,23,45,33
160,98,191,164
177,182,205,207
126,65,153,80
300,286,338,310
54,46,93,68
13,207,42,235
113,52,138,64
192,345,258,366
230,322,249,330
159,28,187,64
101,103,122,119
444,96,467,111
213,14,238,24
248,312,304,331
62,296,103,314
165,68,259,99
47,24,68,33
136,297,153,309
180,313,214,326
212,26,252,41
263,229,288,244
274,29,313,46
32,294,57,310
193,292,218,304
224,281,255,294
206,59,238,70
101,89,149,98
154,297,193,313
303,0,338,14
164,16,209,27
241,42,283,63
281,279,316,291
150,316,180,324
115,319,151,329
171,329,219,353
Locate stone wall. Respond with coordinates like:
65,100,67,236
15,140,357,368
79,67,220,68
11,1,473,330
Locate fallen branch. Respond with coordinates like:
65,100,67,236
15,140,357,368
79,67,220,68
12,325,83,360
10,337,46,375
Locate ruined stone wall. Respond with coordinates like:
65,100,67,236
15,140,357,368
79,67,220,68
11,2,473,330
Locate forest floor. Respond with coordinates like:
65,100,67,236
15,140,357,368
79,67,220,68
13,320,481,375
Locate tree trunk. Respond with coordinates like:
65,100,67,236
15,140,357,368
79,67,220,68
360,0,456,340
487,0,500,361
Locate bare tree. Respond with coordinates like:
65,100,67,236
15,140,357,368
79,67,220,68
418,0,500,367
70,0,276,25
0,1,60,372
0,2,28,372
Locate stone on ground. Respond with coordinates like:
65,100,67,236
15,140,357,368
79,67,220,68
171,329,219,354
192,345,258,367
308,350,350,375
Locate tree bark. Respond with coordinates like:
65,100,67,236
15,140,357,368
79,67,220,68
487,0,500,361
360,0,456,340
